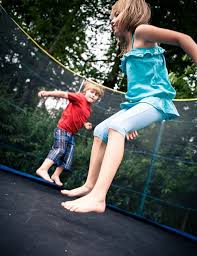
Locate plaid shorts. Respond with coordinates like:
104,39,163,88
47,128,75,171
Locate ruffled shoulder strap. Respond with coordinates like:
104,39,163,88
119,46,165,74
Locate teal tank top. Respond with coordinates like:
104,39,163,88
119,34,179,120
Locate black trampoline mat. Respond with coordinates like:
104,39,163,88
0,170,196,256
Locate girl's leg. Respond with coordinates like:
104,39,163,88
61,110,125,197
61,129,125,213
51,166,64,186
36,158,54,182
61,136,106,196
61,103,165,213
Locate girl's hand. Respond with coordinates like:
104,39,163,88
84,122,92,130
126,131,138,140
38,91,48,97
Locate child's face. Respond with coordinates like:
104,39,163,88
111,11,125,38
84,89,100,103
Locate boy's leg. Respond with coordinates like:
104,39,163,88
36,158,54,182
61,136,106,197
36,128,68,183
51,166,64,186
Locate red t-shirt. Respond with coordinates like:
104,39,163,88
57,92,91,134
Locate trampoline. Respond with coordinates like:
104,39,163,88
0,166,196,256
0,4,197,255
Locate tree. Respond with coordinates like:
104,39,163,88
2,0,196,95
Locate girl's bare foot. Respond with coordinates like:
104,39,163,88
36,168,54,183
61,185,92,197
61,194,106,213
51,175,63,186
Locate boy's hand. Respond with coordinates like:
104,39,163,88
38,91,48,97
84,122,92,130
126,131,138,140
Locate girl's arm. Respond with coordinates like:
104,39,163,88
38,90,68,98
135,24,197,64
127,131,138,140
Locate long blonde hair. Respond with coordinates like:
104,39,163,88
112,0,151,55
112,0,151,32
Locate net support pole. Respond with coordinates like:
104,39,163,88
78,79,85,92
138,120,166,216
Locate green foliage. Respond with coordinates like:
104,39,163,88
2,0,196,90
169,62,197,98
0,95,57,172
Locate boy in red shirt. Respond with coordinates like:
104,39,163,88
36,81,104,186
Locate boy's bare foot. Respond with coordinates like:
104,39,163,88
51,175,63,186
61,185,92,197
61,194,106,213
36,169,54,183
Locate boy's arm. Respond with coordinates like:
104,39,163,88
84,122,92,130
38,90,68,98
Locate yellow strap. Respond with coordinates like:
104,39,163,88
11,18,197,101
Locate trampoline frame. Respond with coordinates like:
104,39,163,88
0,163,196,243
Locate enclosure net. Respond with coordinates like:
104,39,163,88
0,5,196,237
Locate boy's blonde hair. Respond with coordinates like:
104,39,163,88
112,0,151,32
83,80,104,98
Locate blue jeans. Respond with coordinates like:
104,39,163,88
94,103,165,143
